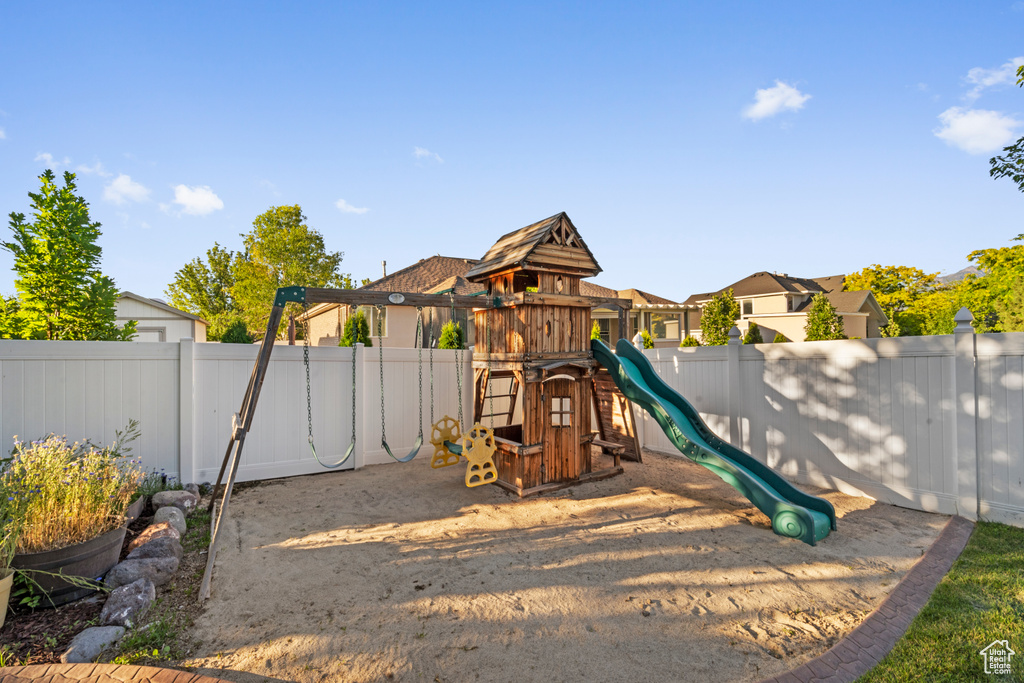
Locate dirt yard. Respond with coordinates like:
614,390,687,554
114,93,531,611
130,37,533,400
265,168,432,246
182,450,946,683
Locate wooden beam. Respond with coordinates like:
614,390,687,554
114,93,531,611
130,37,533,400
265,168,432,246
514,292,633,310
303,287,507,309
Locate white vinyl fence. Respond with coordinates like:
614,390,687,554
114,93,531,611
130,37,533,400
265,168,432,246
638,319,1024,526
1,317,1021,527
0,340,470,486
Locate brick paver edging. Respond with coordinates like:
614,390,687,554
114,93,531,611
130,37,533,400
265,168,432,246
757,514,976,683
0,663,233,683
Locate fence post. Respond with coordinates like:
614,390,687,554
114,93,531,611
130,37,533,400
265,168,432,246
353,343,366,469
953,308,978,521
727,326,742,447
179,337,195,485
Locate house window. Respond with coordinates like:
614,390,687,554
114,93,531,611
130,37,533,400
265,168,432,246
742,300,753,316
594,318,610,343
649,313,680,340
550,397,572,427
787,297,794,312
358,305,387,338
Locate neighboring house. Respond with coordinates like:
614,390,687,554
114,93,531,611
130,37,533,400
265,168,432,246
587,284,697,348
682,272,887,343
298,256,483,348
116,291,208,342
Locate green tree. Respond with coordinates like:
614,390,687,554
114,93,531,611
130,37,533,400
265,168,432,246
166,243,237,340
699,289,740,346
591,320,602,341
967,234,1024,332
3,170,135,341
742,322,763,344
845,264,939,336
772,332,789,343
339,310,372,347
988,65,1024,193
0,295,30,339
804,293,846,341
438,320,464,349
220,319,254,344
231,205,345,337
640,329,654,349
680,335,701,347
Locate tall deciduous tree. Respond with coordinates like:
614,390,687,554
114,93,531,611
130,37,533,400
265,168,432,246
845,264,939,336
989,65,1024,194
231,205,345,337
3,170,135,340
699,289,740,346
166,242,237,339
803,293,846,341
968,234,1024,332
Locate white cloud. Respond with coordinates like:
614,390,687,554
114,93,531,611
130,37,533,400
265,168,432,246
742,81,811,121
0,127,5,140
414,146,444,163
335,198,369,214
934,107,1021,154
103,174,151,205
77,161,111,177
34,152,70,168
965,57,1024,102
171,184,224,215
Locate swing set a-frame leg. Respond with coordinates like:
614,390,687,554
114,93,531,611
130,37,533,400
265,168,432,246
200,304,284,602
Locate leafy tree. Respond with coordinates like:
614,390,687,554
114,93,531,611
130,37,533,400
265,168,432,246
804,293,846,341
680,335,701,347
0,295,30,339
231,205,345,337
699,288,740,346
988,65,1024,194
3,170,135,341
967,234,1024,332
845,264,939,336
591,320,602,341
742,322,763,344
339,310,372,347
772,332,789,343
438,320,464,349
219,319,254,344
640,329,654,349
166,243,237,340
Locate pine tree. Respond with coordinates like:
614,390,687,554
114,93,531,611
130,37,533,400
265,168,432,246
438,320,464,349
699,289,740,345
773,332,789,343
743,322,764,344
680,335,701,347
339,310,372,347
641,329,654,349
804,293,846,341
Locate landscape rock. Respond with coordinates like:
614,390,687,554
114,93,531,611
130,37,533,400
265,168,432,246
127,535,183,562
105,556,180,589
153,505,187,535
100,578,156,628
126,522,180,552
152,489,198,516
184,482,201,498
60,626,125,663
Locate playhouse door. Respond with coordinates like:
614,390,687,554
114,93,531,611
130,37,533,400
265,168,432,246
542,378,579,484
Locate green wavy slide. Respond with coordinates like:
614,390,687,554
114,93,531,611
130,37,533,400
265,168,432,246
592,339,835,545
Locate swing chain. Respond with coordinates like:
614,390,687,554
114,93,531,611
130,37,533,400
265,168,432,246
350,329,357,447
302,303,314,446
416,307,423,438
450,293,464,431
428,307,434,426
487,315,494,428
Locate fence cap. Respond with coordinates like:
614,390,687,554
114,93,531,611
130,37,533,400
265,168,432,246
728,326,742,345
953,307,974,330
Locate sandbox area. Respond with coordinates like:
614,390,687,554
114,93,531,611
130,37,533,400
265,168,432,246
183,450,946,683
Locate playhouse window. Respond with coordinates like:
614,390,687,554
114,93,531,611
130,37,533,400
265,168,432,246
550,397,571,427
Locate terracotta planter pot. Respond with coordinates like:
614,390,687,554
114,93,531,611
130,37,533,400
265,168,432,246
0,571,12,630
11,525,127,607
125,495,145,524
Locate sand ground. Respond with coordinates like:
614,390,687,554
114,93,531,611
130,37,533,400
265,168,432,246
183,449,947,683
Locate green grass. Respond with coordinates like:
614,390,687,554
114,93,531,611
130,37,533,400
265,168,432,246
858,521,1023,682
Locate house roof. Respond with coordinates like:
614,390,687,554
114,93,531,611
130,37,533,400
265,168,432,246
618,288,679,306
579,281,618,298
683,271,848,305
118,291,208,324
465,212,601,281
359,255,480,294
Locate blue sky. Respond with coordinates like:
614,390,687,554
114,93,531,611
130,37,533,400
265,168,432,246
1,2,1022,303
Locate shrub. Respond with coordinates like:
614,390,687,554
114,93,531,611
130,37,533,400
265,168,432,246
591,320,601,341
219,319,253,344
804,293,847,341
1,421,143,553
680,335,701,347
743,322,764,344
773,332,789,343
641,329,654,349
700,289,740,345
339,310,372,347
439,320,464,350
